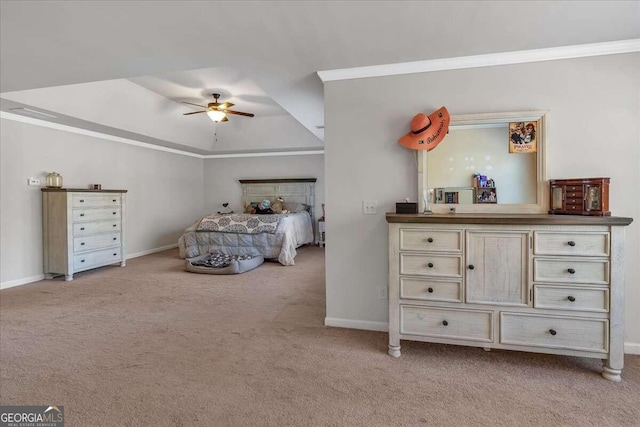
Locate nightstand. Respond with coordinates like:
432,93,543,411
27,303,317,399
317,219,325,247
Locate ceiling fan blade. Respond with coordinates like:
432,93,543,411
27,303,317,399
183,111,207,115
220,116,229,122
219,102,234,109
181,101,208,108
225,109,254,117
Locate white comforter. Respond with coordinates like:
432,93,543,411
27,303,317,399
178,212,314,266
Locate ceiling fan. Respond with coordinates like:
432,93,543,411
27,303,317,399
182,93,255,123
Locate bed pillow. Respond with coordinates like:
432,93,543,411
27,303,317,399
283,202,310,213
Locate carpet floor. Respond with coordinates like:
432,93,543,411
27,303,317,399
1,246,639,426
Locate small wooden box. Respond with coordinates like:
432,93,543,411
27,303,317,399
549,178,610,216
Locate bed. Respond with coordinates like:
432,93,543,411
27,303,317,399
178,178,316,266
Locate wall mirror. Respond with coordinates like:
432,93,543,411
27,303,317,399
417,111,547,214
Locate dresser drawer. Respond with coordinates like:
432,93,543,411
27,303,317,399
400,253,462,278
74,247,122,271
73,207,121,222
534,285,608,312
73,220,122,236
401,305,493,342
500,312,608,353
72,194,121,208
399,229,462,252
73,233,121,253
400,277,462,303
534,231,609,257
534,258,609,285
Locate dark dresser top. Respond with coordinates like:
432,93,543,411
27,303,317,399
386,213,633,226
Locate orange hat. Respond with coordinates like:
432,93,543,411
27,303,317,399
398,107,450,151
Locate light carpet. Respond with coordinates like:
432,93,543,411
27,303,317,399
1,246,638,426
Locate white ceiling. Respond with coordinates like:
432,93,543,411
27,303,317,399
1,1,638,153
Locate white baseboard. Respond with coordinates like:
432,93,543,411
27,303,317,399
126,244,178,259
1,274,46,290
324,317,640,355
625,342,640,355
324,317,388,332
0,244,178,290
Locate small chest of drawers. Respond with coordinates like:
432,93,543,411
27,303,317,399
387,213,632,382
42,188,127,281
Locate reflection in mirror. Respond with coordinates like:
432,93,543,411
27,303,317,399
417,111,547,214
428,125,537,204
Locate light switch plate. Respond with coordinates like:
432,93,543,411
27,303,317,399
363,200,378,215
27,177,40,186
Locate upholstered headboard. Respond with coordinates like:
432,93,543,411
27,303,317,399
239,178,316,224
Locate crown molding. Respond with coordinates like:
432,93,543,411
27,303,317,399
317,39,640,82
1,112,325,159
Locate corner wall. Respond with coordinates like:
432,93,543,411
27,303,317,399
324,53,640,347
0,119,205,287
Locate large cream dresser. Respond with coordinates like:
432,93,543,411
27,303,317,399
42,189,127,281
387,213,633,381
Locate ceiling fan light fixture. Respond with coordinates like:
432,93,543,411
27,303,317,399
207,110,227,122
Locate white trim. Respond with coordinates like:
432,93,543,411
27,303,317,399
324,317,389,332
625,342,640,355
126,244,178,259
317,39,640,82
0,111,204,158
1,112,325,159
204,150,324,159
1,274,45,290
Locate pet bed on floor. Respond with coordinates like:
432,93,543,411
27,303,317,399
185,253,264,275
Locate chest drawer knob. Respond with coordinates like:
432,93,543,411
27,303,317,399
80,259,85,263
427,237,433,243
568,241,576,246
113,237,117,241
113,253,117,256
549,329,557,336
80,227,85,231
113,212,117,215
567,268,576,274
80,213,85,217
567,296,576,302
113,224,117,227
79,199,85,203
428,263,434,268
112,199,117,202
427,287,434,293
468,265,475,270
442,320,448,326
80,242,85,246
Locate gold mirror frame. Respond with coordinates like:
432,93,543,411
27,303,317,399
418,111,548,214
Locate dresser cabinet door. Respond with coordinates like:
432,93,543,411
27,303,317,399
466,231,529,306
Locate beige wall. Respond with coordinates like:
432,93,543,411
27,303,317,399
203,155,324,222
324,53,640,347
0,119,205,285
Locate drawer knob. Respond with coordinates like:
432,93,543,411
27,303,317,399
567,268,576,274
428,263,434,268
112,199,117,202
549,329,557,336
80,259,85,263
80,242,85,246
113,237,117,241
113,253,117,256
567,296,576,302
427,237,433,243
80,227,85,231
568,241,576,247
80,199,84,203
442,320,448,326
80,213,85,217
468,265,475,270
113,224,117,227
427,287,434,293
113,212,116,215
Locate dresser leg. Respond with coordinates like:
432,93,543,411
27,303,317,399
44,274,55,280
483,347,491,352
388,345,401,358
120,261,126,267
602,364,622,382
64,275,73,281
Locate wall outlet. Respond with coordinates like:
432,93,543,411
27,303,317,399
377,286,388,300
363,200,378,215
27,177,40,186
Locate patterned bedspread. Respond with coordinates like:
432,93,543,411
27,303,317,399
197,214,284,234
